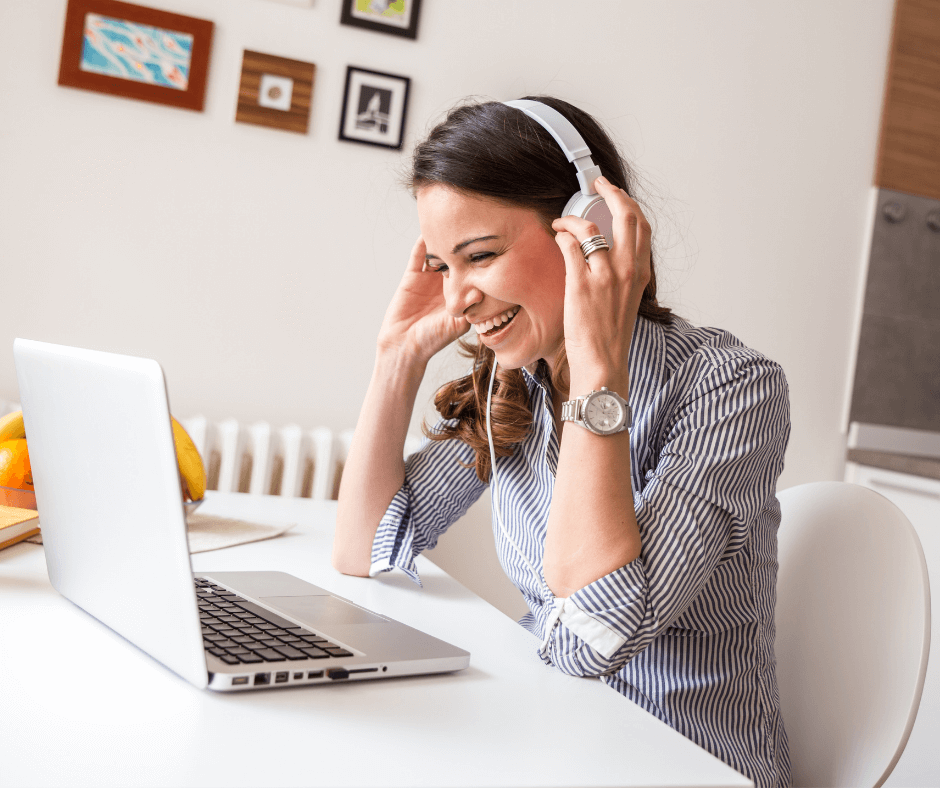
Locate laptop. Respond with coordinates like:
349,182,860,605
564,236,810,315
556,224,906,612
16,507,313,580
13,338,469,691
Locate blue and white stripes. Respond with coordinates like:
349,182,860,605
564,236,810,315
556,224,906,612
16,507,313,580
370,315,791,788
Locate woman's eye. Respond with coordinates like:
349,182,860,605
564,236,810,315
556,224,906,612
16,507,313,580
470,252,494,264
426,262,448,275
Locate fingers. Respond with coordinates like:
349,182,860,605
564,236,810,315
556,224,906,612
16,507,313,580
551,179,651,270
552,227,591,286
407,236,427,273
594,177,651,263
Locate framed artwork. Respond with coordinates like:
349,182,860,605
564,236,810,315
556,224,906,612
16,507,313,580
235,51,316,134
339,0,422,40
338,66,410,150
57,0,214,111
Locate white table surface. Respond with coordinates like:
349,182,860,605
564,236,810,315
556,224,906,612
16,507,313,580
0,491,751,788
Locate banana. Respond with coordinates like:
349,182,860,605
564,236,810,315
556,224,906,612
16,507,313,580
171,417,207,502
0,410,25,442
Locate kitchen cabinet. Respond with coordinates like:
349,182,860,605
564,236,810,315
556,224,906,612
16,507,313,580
876,0,940,201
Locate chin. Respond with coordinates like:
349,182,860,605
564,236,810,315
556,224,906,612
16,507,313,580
492,348,540,372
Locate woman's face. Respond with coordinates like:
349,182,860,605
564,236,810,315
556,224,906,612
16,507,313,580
416,184,566,372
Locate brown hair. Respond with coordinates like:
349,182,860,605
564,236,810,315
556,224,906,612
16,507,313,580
411,96,672,482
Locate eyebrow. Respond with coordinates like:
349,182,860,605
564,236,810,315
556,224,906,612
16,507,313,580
425,235,500,259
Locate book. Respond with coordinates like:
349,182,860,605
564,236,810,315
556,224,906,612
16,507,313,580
0,504,40,550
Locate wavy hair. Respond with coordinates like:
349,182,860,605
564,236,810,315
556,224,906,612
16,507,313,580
411,96,672,482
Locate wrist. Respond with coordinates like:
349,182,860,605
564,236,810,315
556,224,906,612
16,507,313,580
373,344,429,390
375,337,432,371
566,372,630,399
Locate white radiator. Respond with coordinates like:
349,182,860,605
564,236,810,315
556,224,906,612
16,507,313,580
0,399,422,501
181,416,424,500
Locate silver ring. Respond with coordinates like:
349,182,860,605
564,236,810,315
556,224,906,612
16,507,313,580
579,234,610,258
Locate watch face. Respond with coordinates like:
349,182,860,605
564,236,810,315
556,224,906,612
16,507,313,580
584,393,626,434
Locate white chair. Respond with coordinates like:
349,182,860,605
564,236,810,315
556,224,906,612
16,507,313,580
776,481,930,787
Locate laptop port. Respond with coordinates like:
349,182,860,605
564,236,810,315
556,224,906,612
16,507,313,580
293,672,304,680
232,676,249,686
327,668,349,680
307,670,324,679
254,672,271,686
275,671,289,684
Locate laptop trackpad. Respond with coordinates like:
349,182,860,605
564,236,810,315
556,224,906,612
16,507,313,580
260,595,389,626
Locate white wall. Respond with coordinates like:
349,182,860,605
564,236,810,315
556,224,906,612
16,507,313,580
0,0,895,618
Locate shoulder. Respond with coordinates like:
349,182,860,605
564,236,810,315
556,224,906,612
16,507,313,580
635,315,789,411
662,315,785,380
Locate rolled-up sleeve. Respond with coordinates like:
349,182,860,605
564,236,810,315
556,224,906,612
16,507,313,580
535,353,791,676
370,423,487,586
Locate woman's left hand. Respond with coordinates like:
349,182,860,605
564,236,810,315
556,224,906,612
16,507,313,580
551,177,652,393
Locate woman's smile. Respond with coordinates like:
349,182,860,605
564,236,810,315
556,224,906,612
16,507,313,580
470,305,520,335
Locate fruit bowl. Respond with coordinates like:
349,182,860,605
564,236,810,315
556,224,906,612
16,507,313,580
0,485,36,510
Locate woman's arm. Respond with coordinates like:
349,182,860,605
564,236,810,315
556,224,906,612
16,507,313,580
538,351,791,678
542,179,650,597
331,349,427,576
332,237,470,576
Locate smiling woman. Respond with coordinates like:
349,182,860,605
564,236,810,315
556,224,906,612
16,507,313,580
332,96,792,788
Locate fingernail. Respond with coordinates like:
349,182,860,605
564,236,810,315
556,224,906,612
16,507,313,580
596,176,608,185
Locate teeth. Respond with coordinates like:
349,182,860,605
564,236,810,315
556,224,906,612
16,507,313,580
473,306,519,335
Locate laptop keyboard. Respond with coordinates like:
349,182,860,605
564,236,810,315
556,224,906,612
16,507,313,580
195,578,354,666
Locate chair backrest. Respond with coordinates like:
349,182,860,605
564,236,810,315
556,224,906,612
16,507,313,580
776,481,931,787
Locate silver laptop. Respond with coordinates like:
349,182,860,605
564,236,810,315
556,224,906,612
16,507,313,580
13,338,469,691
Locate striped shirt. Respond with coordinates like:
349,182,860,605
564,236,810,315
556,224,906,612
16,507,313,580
371,315,792,788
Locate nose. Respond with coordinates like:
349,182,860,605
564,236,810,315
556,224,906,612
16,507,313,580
444,268,483,319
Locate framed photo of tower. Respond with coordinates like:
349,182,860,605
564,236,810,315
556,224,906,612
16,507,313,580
338,66,410,150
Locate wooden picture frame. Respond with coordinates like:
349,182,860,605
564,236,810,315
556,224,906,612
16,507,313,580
235,51,316,135
338,66,411,150
57,0,214,112
339,0,422,40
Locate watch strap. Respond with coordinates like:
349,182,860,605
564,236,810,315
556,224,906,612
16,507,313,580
561,397,584,424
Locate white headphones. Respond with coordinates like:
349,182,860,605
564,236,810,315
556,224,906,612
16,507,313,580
503,99,614,241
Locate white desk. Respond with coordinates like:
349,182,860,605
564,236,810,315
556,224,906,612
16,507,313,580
0,492,751,788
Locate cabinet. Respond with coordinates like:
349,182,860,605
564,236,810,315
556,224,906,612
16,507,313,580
876,0,940,201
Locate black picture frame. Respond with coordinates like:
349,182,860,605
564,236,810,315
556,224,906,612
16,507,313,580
339,0,422,40
338,66,411,150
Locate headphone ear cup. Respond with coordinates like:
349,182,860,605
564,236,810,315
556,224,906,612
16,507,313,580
562,192,614,243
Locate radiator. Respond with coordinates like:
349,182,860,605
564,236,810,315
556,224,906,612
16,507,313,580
0,401,421,501
179,417,424,500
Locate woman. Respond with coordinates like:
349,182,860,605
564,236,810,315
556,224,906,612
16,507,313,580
332,96,791,788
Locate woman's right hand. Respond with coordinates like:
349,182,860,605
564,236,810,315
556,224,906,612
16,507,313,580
377,237,470,364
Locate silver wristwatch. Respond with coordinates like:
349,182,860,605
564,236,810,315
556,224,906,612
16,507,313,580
561,387,632,436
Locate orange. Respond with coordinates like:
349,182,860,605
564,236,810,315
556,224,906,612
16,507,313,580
0,438,33,490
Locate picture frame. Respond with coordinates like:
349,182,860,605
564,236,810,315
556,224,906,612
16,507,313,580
338,66,411,150
339,0,422,40
57,0,214,111
235,50,316,135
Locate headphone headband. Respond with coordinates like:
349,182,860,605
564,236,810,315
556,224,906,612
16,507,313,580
503,99,602,197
